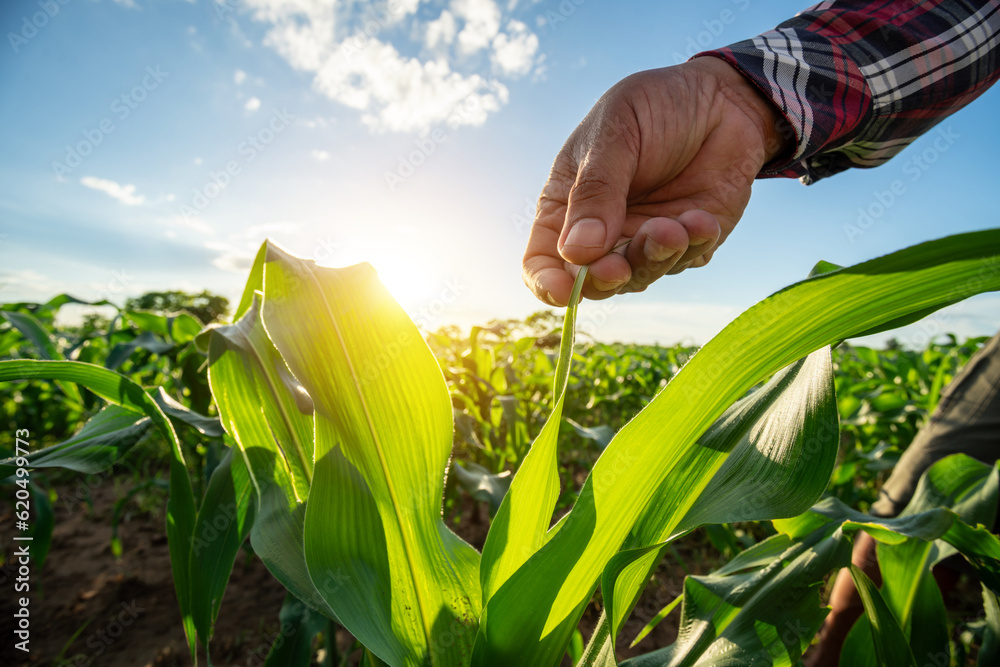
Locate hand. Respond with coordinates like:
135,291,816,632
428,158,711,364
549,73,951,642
522,56,793,305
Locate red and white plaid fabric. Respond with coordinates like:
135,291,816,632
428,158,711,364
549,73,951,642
702,0,1000,184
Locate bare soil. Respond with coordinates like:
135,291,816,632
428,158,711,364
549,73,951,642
0,476,704,667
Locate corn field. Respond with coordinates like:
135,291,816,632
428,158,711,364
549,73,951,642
2,230,1000,666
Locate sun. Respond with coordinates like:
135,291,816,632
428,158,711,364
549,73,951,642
308,223,446,316
368,255,436,310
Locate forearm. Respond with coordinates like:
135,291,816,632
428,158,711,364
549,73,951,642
698,0,1000,184
806,531,880,667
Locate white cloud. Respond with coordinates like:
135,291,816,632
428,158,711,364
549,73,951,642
194,157,203,165
80,176,146,206
311,149,330,161
212,251,255,273
112,0,137,8
234,69,247,85
239,0,537,133
302,116,332,129
164,214,214,235
395,0,420,18
491,20,538,76
453,0,502,54
425,10,457,49
244,96,262,112
315,39,509,132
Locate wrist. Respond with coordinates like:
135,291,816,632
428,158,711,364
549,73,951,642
691,55,794,165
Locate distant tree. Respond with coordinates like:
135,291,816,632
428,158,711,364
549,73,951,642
522,310,561,335
125,290,229,324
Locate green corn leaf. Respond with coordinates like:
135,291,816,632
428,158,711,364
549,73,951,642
201,295,332,618
29,484,54,569
1,309,83,404
105,330,174,370
189,445,256,648
1,309,62,360
600,346,838,649
848,564,918,667
479,266,587,604
154,387,225,437
123,310,205,344
123,310,173,336
777,457,1000,589
620,463,996,667
564,418,615,450
629,594,682,650
233,242,267,321
0,405,151,478
261,242,481,666
264,593,332,667
0,359,199,663
39,293,114,312
617,523,852,667
452,461,512,517
473,229,1000,666
628,533,794,649
981,584,1000,666
577,613,616,667
597,343,837,660
840,453,999,667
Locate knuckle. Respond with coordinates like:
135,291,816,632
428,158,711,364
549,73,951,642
569,171,617,205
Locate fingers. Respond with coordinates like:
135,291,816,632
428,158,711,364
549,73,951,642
523,212,576,305
526,207,724,305
557,112,640,267
579,251,631,301
619,210,721,293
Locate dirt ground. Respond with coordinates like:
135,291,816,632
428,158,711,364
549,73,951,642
0,475,706,667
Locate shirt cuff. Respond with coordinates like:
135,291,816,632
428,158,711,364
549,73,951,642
695,30,873,185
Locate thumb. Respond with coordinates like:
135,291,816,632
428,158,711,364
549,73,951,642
558,132,637,265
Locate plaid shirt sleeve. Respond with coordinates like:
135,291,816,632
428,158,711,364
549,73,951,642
698,0,1000,184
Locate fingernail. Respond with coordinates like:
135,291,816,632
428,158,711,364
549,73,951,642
689,236,712,246
645,239,679,263
563,218,606,249
592,277,623,292
544,291,560,306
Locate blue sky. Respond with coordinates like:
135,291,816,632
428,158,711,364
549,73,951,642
1,0,998,347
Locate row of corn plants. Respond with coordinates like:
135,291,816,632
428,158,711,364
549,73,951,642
1,229,999,665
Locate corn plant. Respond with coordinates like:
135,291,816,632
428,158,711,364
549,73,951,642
192,230,1000,666
615,451,999,666
829,337,986,509
4,229,1000,665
